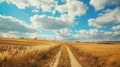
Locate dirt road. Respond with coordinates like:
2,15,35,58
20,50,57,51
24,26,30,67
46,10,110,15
50,46,62,67
66,46,82,67
50,44,82,67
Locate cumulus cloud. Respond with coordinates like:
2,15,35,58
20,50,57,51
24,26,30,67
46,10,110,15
55,0,88,27
74,29,104,41
0,0,88,30
30,15,76,30
54,28,77,41
30,0,88,30
0,15,36,33
54,28,106,41
0,31,39,38
32,9,39,13
88,7,120,28
55,28,72,37
74,29,120,41
56,0,87,18
112,25,120,31
54,28,120,41
0,0,88,15
90,0,120,10
1,0,57,12
0,0,3,3
0,31,16,38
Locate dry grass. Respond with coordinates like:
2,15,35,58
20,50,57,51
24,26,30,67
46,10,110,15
0,38,61,67
0,38,59,45
69,42,120,67
57,45,71,67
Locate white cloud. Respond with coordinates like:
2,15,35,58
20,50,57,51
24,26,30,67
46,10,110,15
30,15,76,30
53,28,76,41
29,0,88,30
90,0,120,10
0,31,39,38
55,0,88,26
112,25,120,31
6,0,28,9
74,29,120,41
0,15,36,33
88,7,120,28
75,29,104,39
56,0,87,18
55,28,72,37
0,0,88,30
0,31,15,38
2,0,57,12
54,28,120,41
0,0,4,3
50,29,120,41
32,9,39,13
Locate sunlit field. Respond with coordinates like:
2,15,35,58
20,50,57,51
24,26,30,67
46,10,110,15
0,38,61,67
0,0,120,67
69,42,120,67
0,38,120,67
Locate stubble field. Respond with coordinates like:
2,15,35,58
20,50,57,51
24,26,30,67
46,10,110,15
0,38,61,67
69,42,120,67
0,38,120,67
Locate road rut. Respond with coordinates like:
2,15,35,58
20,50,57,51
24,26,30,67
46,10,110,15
50,44,82,67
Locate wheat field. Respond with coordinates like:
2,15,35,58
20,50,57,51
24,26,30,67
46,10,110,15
0,38,61,67
69,42,120,67
0,38,120,67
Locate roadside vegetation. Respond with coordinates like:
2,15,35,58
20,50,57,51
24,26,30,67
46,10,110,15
69,42,120,67
0,38,61,67
0,38,120,67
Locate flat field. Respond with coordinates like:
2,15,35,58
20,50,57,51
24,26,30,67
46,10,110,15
0,38,61,67
69,42,120,67
0,38,120,67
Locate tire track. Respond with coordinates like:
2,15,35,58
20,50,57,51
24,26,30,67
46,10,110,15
57,45,71,67
50,46,63,67
50,44,82,67
66,46,82,67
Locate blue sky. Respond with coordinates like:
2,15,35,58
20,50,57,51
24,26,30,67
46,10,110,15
0,0,120,41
